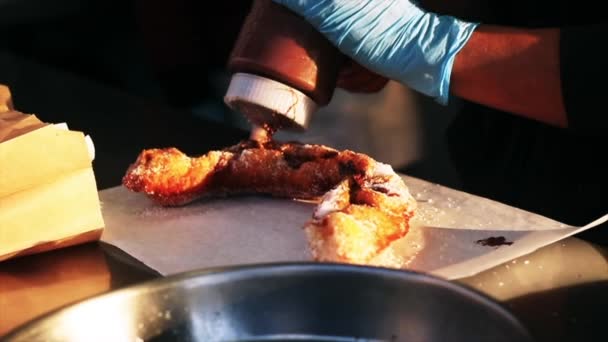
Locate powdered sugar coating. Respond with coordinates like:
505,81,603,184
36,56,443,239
123,140,418,267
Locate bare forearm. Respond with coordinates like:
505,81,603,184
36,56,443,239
451,25,567,128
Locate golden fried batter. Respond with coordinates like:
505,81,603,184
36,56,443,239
122,140,417,267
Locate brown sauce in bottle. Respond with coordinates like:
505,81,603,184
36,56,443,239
227,0,343,106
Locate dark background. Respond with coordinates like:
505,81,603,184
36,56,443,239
0,0,252,109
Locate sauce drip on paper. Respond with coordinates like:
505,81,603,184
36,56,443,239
476,236,513,247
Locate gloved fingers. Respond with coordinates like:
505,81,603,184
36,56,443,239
272,0,478,105
270,0,423,72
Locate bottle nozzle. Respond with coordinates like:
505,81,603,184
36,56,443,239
224,73,317,132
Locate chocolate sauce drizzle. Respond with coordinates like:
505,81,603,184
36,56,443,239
475,236,513,247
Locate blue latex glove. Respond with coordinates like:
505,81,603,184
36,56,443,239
272,0,478,105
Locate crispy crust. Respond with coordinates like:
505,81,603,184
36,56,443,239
122,140,417,267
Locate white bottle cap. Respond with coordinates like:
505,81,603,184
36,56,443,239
224,72,317,131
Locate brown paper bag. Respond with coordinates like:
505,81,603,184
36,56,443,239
0,85,13,112
0,86,105,261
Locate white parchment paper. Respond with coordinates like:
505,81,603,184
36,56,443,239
99,175,608,280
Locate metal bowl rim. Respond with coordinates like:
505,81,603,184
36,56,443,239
0,261,533,341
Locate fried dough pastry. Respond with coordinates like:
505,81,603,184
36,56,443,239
122,140,417,267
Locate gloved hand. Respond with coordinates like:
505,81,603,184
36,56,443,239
272,0,479,105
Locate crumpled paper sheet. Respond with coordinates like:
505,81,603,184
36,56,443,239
0,109,102,261
99,175,608,280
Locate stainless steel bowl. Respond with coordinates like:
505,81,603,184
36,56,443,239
1,263,534,341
